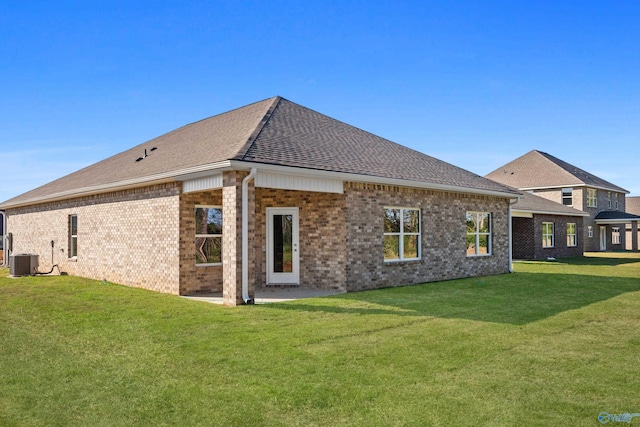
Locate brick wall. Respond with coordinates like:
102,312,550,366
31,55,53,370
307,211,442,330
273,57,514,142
512,217,535,259
254,188,347,291
532,214,584,259
343,183,510,292
6,183,182,294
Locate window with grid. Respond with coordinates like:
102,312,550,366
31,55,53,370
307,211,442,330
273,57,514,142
562,188,573,206
542,222,554,248
384,208,421,261
466,212,492,256
612,227,621,245
68,215,78,258
195,206,223,265
566,223,577,247
587,189,597,208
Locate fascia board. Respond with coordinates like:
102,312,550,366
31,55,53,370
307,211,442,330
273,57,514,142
595,218,640,224
0,161,234,209
520,184,629,194
229,161,520,199
514,209,590,217
1,158,521,209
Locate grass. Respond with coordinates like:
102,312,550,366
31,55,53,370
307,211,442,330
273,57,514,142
1,253,640,426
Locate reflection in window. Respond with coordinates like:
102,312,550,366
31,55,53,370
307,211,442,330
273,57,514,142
195,206,222,265
384,208,421,261
466,212,491,256
68,215,78,258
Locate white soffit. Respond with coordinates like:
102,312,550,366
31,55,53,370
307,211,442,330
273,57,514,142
256,173,343,194
512,211,534,218
183,174,223,193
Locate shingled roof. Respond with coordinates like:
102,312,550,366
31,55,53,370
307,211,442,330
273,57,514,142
1,96,518,208
512,191,588,217
485,150,628,193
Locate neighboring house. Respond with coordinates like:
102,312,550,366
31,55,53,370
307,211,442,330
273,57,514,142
486,150,640,253
0,97,519,305
510,191,588,260
625,196,640,250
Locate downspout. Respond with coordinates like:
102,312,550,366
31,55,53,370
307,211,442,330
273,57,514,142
508,198,518,273
241,168,257,304
1,211,5,267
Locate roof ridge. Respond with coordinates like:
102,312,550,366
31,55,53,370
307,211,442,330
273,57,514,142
234,96,282,160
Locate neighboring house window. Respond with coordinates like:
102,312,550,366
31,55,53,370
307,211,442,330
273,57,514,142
614,193,619,210
384,207,421,261
612,227,621,245
567,223,577,247
466,212,491,256
195,206,223,265
607,192,612,209
587,189,597,208
562,188,573,206
542,222,554,248
588,226,593,238
68,215,78,258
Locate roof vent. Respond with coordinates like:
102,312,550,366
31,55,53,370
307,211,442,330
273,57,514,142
135,147,158,162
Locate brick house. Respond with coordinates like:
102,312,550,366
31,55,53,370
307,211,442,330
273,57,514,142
0,97,519,305
486,150,640,253
624,196,640,250
510,191,588,260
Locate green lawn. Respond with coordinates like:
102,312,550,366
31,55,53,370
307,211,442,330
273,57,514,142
1,253,640,426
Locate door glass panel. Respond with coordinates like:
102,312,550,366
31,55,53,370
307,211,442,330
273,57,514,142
273,214,293,273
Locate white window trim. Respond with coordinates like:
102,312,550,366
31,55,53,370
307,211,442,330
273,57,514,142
567,223,577,247
562,188,573,206
607,192,612,209
587,188,597,208
612,227,621,245
195,205,223,266
542,222,554,248
588,226,593,238
383,207,421,262
68,214,78,259
466,211,492,257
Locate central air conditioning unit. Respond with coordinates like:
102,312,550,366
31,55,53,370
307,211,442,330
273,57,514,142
9,254,39,277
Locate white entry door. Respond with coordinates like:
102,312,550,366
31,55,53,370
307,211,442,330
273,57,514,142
266,207,299,284
600,226,607,251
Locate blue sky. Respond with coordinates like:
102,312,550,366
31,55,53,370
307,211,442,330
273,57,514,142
1,1,639,203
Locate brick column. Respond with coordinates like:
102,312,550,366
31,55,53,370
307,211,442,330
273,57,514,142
632,222,638,252
222,171,251,306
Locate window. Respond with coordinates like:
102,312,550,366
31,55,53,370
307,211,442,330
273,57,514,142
588,226,593,238
614,193,619,210
542,222,554,248
612,227,621,245
68,215,78,258
607,192,612,209
466,212,491,256
195,206,222,265
587,188,597,208
567,223,577,247
562,188,573,206
384,208,421,261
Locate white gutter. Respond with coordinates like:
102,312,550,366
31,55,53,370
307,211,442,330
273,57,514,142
518,184,630,194
241,168,257,304
508,198,518,273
